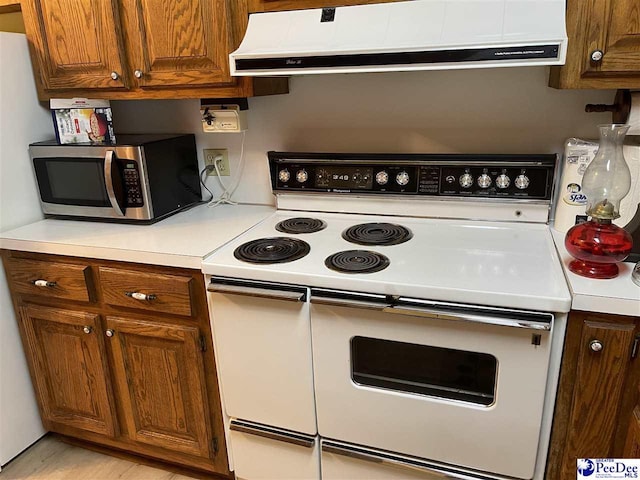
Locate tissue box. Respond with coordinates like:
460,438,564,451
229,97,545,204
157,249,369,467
50,98,116,144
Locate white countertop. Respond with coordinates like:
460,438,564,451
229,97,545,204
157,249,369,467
551,229,640,317
0,204,275,269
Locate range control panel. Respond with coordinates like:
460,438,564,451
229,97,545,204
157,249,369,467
268,152,557,200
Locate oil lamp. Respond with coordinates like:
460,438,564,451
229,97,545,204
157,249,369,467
565,124,633,279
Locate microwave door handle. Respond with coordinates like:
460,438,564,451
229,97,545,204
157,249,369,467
104,150,125,217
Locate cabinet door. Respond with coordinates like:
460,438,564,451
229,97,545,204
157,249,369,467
558,318,636,479
104,316,214,459
624,406,640,457
20,0,128,90
549,0,640,88
119,0,232,88
20,305,117,436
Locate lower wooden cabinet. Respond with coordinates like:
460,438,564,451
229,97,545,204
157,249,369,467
546,311,640,479
20,305,117,437
105,316,214,459
1,250,230,478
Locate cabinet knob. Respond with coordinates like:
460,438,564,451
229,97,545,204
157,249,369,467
110,71,120,80
82,326,93,334
105,329,115,338
134,69,144,79
32,279,56,288
125,291,157,301
589,339,604,352
590,50,604,63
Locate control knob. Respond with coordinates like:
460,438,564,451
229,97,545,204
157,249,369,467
396,171,410,186
515,174,530,190
496,174,511,189
375,171,389,185
459,173,473,189
477,173,492,189
278,169,291,183
296,169,309,183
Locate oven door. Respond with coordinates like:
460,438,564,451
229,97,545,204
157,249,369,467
310,289,554,480
207,277,317,435
30,145,152,220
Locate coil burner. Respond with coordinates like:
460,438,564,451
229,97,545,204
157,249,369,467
325,250,390,274
275,217,327,234
234,237,310,264
342,223,413,246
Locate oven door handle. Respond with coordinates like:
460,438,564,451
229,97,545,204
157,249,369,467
310,288,390,310
382,305,551,331
208,283,306,302
230,420,315,448
321,440,486,480
104,150,125,217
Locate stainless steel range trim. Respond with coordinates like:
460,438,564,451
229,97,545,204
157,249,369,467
310,288,553,331
208,277,307,302
321,439,503,480
230,419,315,448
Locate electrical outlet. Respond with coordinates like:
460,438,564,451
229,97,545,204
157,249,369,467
204,149,230,176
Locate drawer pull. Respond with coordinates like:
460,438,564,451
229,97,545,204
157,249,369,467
83,326,93,334
125,291,157,301
590,339,604,352
32,279,57,288
105,329,115,338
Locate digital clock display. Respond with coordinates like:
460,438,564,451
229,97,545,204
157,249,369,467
315,166,373,189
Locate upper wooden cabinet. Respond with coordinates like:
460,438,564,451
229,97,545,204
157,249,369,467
18,0,288,99
118,0,232,88
248,0,402,13
550,0,640,89
20,0,128,91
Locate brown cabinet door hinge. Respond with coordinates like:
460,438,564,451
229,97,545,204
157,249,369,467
199,335,207,352
631,335,640,359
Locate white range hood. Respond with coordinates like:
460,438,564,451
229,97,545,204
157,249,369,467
230,0,567,76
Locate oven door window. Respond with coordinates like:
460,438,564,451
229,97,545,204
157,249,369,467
33,157,110,207
351,336,497,406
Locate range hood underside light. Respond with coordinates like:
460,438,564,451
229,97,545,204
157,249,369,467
230,0,568,76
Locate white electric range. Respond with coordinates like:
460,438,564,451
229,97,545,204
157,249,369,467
202,152,571,480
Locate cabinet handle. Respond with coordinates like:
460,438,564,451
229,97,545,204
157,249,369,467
105,329,115,338
590,50,604,63
125,291,157,301
590,339,604,352
134,69,144,78
110,71,120,80
82,326,93,334
32,279,56,288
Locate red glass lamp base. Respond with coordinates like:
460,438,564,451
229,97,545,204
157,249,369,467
568,259,619,279
564,220,633,279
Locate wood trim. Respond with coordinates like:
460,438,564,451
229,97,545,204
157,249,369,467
0,1,21,13
248,0,405,13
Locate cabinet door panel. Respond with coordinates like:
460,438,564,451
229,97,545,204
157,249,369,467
21,0,128,90
121,0,232,87
20,305,117,436
560,319,636,479
583,0,640,75
105,316,212,459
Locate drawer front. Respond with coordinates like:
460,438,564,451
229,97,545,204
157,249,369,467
99,267,193,316
6,258,92,302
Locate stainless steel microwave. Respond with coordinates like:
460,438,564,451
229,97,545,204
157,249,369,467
29,134,201,223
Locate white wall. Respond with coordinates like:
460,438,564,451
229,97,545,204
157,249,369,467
0,32,50,467
111,67,614,206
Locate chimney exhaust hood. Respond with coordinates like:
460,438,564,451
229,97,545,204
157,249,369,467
230,0,567,76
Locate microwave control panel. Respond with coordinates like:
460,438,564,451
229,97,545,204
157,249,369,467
123,161,144,207
269,153,557,200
